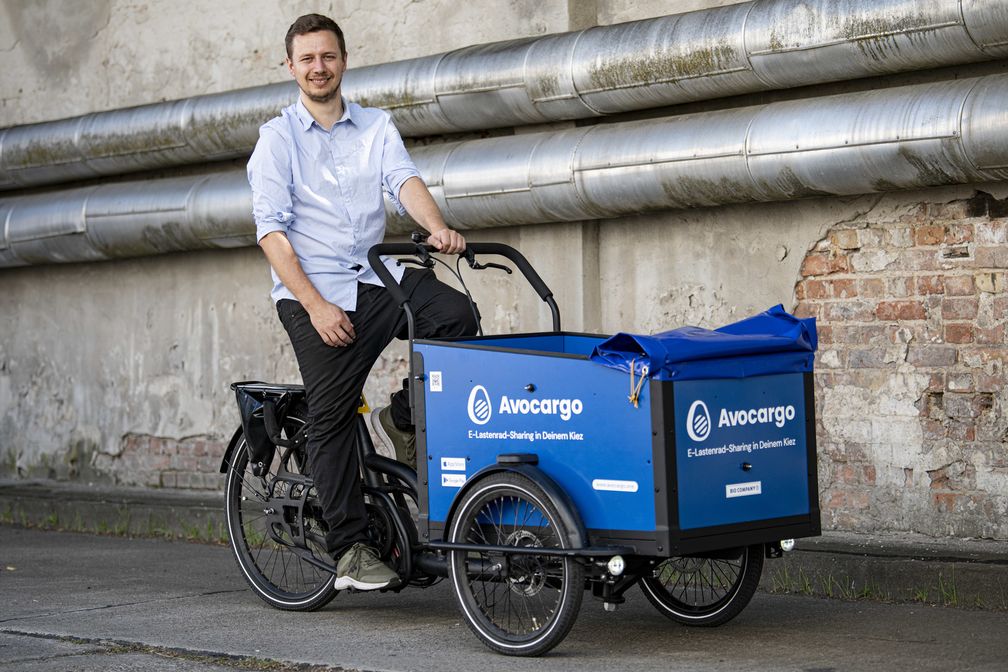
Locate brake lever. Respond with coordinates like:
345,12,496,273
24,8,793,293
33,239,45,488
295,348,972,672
392,231,436,268
479,261,513,274
464,249,512,274
397,256,435,269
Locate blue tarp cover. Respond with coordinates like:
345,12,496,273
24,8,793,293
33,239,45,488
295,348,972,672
589,304,817,381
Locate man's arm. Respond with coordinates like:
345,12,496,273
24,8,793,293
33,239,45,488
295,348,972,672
249,125,354,348
381,118,465,254
397,176,465,254
259,232,356,347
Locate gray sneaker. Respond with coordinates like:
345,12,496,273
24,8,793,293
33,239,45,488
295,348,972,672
334,542,400,591
370,406,416,470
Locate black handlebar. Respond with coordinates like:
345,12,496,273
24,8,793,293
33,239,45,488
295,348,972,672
367,243,427,308
366,241,560,332
367,239,560,425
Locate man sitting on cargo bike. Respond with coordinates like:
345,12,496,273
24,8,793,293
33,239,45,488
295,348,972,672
232,11,821,659
246,12,477,592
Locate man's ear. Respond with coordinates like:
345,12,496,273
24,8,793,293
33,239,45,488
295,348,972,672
286,57,294,77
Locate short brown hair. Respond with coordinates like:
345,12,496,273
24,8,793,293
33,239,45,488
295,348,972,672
285,14,346,58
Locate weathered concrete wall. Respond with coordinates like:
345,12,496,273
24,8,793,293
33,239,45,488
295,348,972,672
0,0,572,126
0,247,295,486
0,0,1005,541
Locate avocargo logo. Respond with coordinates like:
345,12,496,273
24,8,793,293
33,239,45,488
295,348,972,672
685,401,711,442
719,404,796,429
685,399,797,442
466,385,584,424
467,386,493,425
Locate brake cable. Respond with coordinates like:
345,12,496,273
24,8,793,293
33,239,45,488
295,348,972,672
397,233,513,338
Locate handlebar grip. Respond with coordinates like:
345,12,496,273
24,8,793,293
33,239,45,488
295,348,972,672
367,244,420,307
367,241,556,324
463,243,554,302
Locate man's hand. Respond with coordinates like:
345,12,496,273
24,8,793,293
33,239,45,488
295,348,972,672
258,232,355,347
427,228,466,255
307,300,356,347
397,178,464,253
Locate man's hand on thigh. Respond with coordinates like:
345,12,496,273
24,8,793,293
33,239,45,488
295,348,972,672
307,300,356,346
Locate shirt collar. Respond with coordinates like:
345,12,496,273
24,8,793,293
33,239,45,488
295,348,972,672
294,96,355,131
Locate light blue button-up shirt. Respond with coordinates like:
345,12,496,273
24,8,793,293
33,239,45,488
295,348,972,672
247,97,420,310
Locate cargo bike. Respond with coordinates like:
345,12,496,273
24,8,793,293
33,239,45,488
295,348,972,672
221,240,821,656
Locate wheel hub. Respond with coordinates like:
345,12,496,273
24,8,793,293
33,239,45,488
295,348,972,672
505,529,546,596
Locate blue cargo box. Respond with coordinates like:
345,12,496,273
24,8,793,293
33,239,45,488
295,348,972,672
412,330,820,556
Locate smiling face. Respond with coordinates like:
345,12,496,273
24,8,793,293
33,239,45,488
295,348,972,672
286,30,347,104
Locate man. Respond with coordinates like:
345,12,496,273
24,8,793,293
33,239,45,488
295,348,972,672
247,14,478,591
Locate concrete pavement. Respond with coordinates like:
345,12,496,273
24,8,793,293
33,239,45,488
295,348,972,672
2,525,1007,672
3,479,1007,609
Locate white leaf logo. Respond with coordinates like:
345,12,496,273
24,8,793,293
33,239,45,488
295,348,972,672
467,385,492,425
686,400,711,442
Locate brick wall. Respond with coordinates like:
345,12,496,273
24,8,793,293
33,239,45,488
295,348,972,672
796,192,1008,538
94,435,228,490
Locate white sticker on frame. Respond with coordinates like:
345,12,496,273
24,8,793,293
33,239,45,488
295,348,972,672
442,473,466,488
441,457,466,471
429,371,443,392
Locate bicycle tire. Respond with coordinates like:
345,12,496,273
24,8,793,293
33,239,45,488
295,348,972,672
224,410,338,611
447,472,583,656
640,544,763,626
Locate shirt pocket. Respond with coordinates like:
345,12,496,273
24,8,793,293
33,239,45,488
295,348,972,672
294,143,343,205
331,139,373,204
331,138,368,167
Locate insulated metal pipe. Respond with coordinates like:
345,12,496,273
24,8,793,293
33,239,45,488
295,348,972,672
0,172,254,268
2,0,1008,191
2,74,1007,268
408,74,1008,226
0,85,297,192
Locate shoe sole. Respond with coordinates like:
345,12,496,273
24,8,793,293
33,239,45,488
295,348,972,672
334,575,401,591
368,408,397,461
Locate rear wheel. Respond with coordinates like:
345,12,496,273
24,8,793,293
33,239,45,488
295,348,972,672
447,472,583,656
640,545,763,626
224,411,338,611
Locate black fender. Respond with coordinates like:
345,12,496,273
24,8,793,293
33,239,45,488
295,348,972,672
219,426,246,474
443,462,587,551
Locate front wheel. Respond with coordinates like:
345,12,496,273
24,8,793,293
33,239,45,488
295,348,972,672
447,472,584,656
640,544,763,626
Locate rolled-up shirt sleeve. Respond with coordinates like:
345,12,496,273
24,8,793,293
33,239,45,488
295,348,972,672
247,124,295,242
380,118,421,215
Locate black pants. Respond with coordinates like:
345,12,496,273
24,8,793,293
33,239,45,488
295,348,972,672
277,269,478,556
